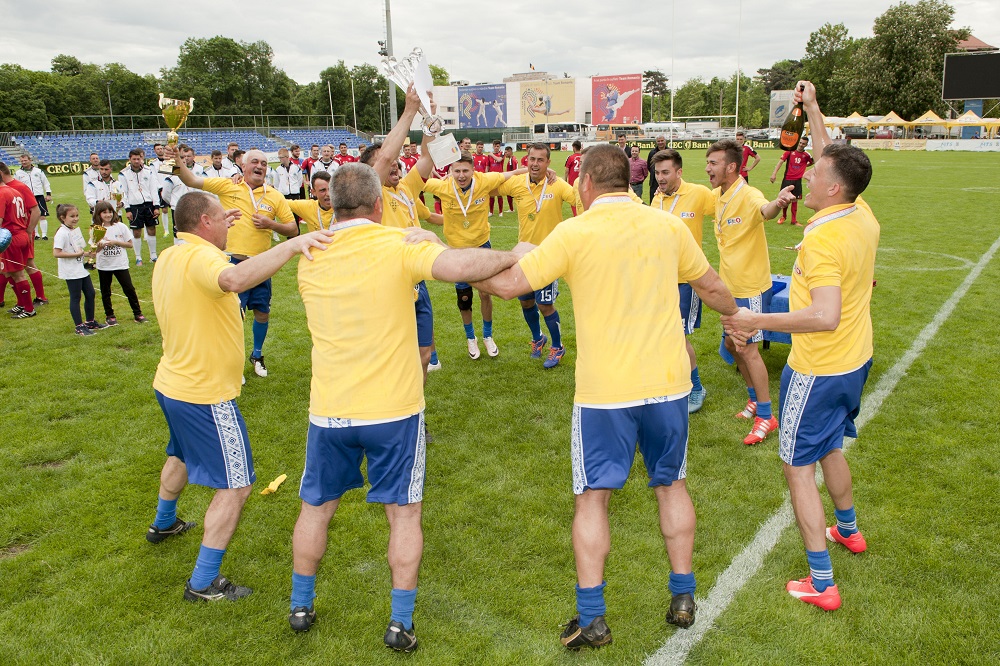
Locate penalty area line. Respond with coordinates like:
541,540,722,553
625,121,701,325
645,230,1000,666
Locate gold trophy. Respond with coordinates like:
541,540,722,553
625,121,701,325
157,93,195,174
86,225,106,271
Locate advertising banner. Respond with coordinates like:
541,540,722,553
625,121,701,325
519,79,575,123
458,84,508,129
852,139,927,151
926,139,1000,152
592,75,643,124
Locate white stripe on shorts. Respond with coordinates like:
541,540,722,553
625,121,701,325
212,401,251,489
684,289,701,336
571,405,588,495
779,371,816,464
408,411,427,504
309,413,411,428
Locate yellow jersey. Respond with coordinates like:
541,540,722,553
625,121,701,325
152,232,243,404
288,199,334,233
519,194,711,404
422,171,506,247
298,219,446,419
712,178,772,297
382,168,426,230
788,203,880,375
572,179,642,212
650,179,714,246
202,178,294,257
498,174,575,244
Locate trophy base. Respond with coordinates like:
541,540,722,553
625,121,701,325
158,159,178,176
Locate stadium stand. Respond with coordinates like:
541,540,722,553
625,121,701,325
271,129,367,150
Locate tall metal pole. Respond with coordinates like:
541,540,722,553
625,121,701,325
670,0,675,146
106,81,115,132
327,80,335,127
735,0,742,131
350,77,358,130
385,0,398,128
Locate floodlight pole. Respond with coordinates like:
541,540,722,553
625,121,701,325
385,0,397,128
670,0,675,146
106,80,115,132
350,77,358,130
327,80,335,127
735,0,742,130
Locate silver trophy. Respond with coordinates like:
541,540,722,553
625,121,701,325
381,47,444,136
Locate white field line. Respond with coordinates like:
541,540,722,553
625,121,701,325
645,230,1000,666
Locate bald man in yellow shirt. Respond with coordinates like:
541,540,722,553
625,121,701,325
476,145,747,648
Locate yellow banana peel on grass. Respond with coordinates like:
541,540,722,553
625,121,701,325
260,473,287,495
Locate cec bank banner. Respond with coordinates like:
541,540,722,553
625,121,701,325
458,84,508,129
520,79,576,123
592,74,643,124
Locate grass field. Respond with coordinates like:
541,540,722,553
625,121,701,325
2,149,999,665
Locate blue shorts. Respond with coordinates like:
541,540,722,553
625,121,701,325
725,288,772,344
571,396,689,494
517,279,559,306
230,256,272,313
155,390,255,489
778,359,872,466
678,283,701,335
300,412,426,506
415,280,434,347
455,240,491,291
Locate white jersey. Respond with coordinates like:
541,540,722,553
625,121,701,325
269,162,303,195
15,166,51,196
117,166,161,207
52,225,89,280
82,166,101,191
148,158,170,189
85,178,118,209
309,159,338,180
95,222,133,272
204,164,238,179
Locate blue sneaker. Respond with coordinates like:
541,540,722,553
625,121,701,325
543,346,565,369
688,387,707,414
530,334,548,359
135,258,143,267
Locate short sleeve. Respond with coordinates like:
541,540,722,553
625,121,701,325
415,197,431,220
555,179,575,205
422,178,447,196
675,222,712,283
780,152,791,162
519,223,573,290
481,172,507,190
403,237,447,283
189,246,232,297
273,196,294,224
201,178,239,197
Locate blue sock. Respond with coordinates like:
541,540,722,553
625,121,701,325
719,336,735,365
806,549,834,592
575,581,607,628
690,368,703,392
154,496,177,529
522,304,542,340
252,319,268,357
544,310,562,348
835,506,858,537
290,572,317,610
390,587,417,630
463,322,475,340
189,545,226,591
668,571,696,595
483,320,493,338
429,349,439,364
747,387,757,402
757,401,772,419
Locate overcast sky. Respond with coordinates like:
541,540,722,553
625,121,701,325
3,0,997,89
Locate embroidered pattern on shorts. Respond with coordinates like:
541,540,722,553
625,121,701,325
212,401,250,488
571,405,587,494
779,371,816,464
408,412,427,504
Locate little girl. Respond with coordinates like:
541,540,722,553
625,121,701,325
52,204,107,336
93,201,146,325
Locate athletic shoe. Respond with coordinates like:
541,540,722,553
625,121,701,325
777,216,785,224
7,305,23,315
467,337,481,360
250,355,268,377
530,334,548,359
688,388,707,414
735,399,757,420
786,577,841,611
827,525,867,553
743,415,779,445
560,615,612,649
12,308,36,319
135,259,143,267
33,297,48,305
543,346,565,369
42,236,48,240
151,256,157,263
86,320,108,331
288,606,317,632
241,375,246,386
0,300,4,308
791,220,801,226
424,423,434,444
484,336,499,357
384,620,418,652
75,324,96,336
146,518,196,544
107,316,119,326
427,360,442,372
134,315,148,323
184,575,253,603
665,592,697,628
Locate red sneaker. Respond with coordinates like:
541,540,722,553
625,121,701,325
786,577,841,611
743,415,778,445
777,216,785,224
735,399,757,420
827,526,867,553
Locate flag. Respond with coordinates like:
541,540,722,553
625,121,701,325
529,63,535,71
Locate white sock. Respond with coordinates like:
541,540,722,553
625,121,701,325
146,234,157,260
161,212,170,237
40,219,48,237
132,236,143,261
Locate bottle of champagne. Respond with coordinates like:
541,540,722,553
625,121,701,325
779,86,806,151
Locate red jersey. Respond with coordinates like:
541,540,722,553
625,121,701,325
301,157,317,178
504,156,518,172
0,183,30,232
739,144,758,178
6,179,37,213
780,150,813,180
334,154,358,165
487,151,505,173
520,155,529,167
399,155,418,171
472,153,489,173
433,164,450,179
565,153,582,185
290,156,302,167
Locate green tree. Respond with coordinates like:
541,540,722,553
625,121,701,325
429,64,449,86
848,0,969,118
756,59,803,94
801,23,862,115
643,69,669,121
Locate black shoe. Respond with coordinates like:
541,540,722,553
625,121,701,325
666,592,697,629
146,518,196,544
86,319,108,331
7,305,23,315
183,575,253,602
424,423,434,444
289,606,317,632
33,297,48,305
12,308,36,319
384,620,418,652
560,615,612,649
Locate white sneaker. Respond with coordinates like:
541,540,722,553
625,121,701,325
242,375,246,385
251,355,268,377
427,360,442,372
467,337,481,359
484,336,499,357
